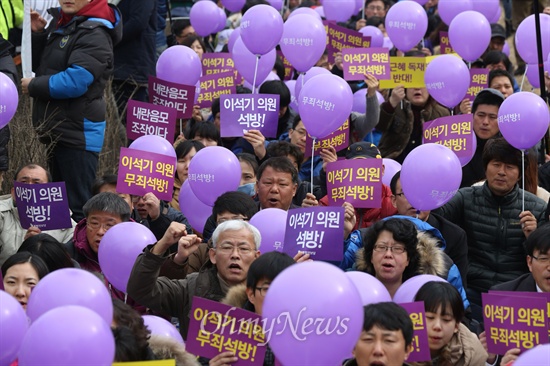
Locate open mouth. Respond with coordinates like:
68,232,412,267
229,263,242,272
369,362,385,366
19,301,27,309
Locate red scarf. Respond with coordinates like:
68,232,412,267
57,0,115,28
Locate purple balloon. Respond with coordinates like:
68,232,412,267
227,27,240,53
449,11,491,62
232,37,276,87
298,74,353,139
424,54,470,108
514,344,550,366
385,1,428,52
526,61,550,88
18,306,115,366
382,36,394,50
26,268,113,324
156,45,202,86
248,208,287,253
345,272,392,305
515,14,550,64
215,7,227,33
243,71,280,90
488,4,501,23
409,0,428,5
0,290,28,366
498,92,550,150
359,26,384,48
98,222,156,292
382,158,401,186
280,14,327,73
323,0,355,22
143,315,185,345
401,144,462,210
295,66,331,102
267,0,283,10
129,134,177,158
393,275,447,303
352,88,368,113
289,6,323,21
376,90,385,105
285,79,299,111
190,0,220,36
0,72,18,129
472,0,499,21
353,0,363,15
240,4,283,55
262,262,364,365
438,0,473,25
457,133,477,167
314,6,325,18
502,40,510,56
188,146,241,206
222,0,245,13
179,180,213,234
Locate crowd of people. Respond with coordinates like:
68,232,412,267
1,0,550,365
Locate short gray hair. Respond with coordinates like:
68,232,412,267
83,192,131,222
211,220,261,250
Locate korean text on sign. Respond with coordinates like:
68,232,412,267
439,32,455,54
117,147,176,201
342,48,391,81
422,115,475,162
126,100,176,142
379,57,426,89
220,94,280,138
13,182,72,230
197,71,237,109
283,206,344,261
304,119,349,158
326,158,383,209
482,292,549,355
400,302,431,363
186,297,267,366
326,22,371,63
464,69,489,103
148,76,195,119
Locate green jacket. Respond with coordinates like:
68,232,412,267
0,0,23,40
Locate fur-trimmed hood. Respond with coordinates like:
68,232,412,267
148,335,200,366
221,283,256,313
355,230,447,278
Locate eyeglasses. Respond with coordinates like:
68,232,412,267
87,221,116,231
216,216,249,225
373,244,406,254
367,5,384,11
531,255,550,265
131,195,143,203
394,192,405,198
217,244,255,255
255,286,270,297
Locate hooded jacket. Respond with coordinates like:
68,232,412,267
28,3,122,151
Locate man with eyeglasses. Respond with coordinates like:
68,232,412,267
127,220,261,340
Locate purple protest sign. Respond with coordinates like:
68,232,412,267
197,71,237,109
400,302,431,362
304,119,349,158
148,76,195,119
342,48,390,81
126,100,177,142
327,23,371,63
326,159,383,209
482,292,549,355
117,147,176,201
220,94,280,138
439,31,455,54
13,182,72,230
283,206,344,261
423,115,475,164
202,53,236,75
464,69,489,103
186,297,267,366
276,50,295,81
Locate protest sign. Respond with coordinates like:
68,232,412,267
304,119,349,158
220,94,280,138
126,100,176,142
379,57,426,89
423,115,475,162
326,23,371,63
342,48,390,81
197,71,236,109
149,76,195,119
464,69,489,103
14,182,72,230
400,302,431,362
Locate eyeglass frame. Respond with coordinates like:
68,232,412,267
531,254,550,265
373,244,407,254
86,221,117,231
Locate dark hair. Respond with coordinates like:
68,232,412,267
415,281,464,323
522,149,538,195
363,302,414,349
14,164,52,183
113,326,154,362
172,19,192,38
259,80,291,108
291,114,302,130
83,192,131,222
211,98,221,119
180,33,206,53
1,251,49,279
274,55,286,81
482,137,523,174
237,153,259,178
472,90,505,115
366,16,385,27
242,0,270,15
488,69,514,89
212,191,258,220
257,157,299,185
482,50,513,73
112,299,151,352
188,122,221,146
246,251,295,289
175,140,205,182
18,234,74,272
362,218,420,282
390,170,402,195
366,0,390,8
524,223,550,257
92,174,118,196
266,141,304,169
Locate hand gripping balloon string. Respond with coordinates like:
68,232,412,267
310,138,316,195
252,55,260,94
520,65,527,91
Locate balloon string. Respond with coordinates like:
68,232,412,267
520,65,527,91
179,120,183,136
310,138,315,195
522,150,525,212
124,293,128,304
468,62,471,70
252,55,260,94
362,0,366,20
